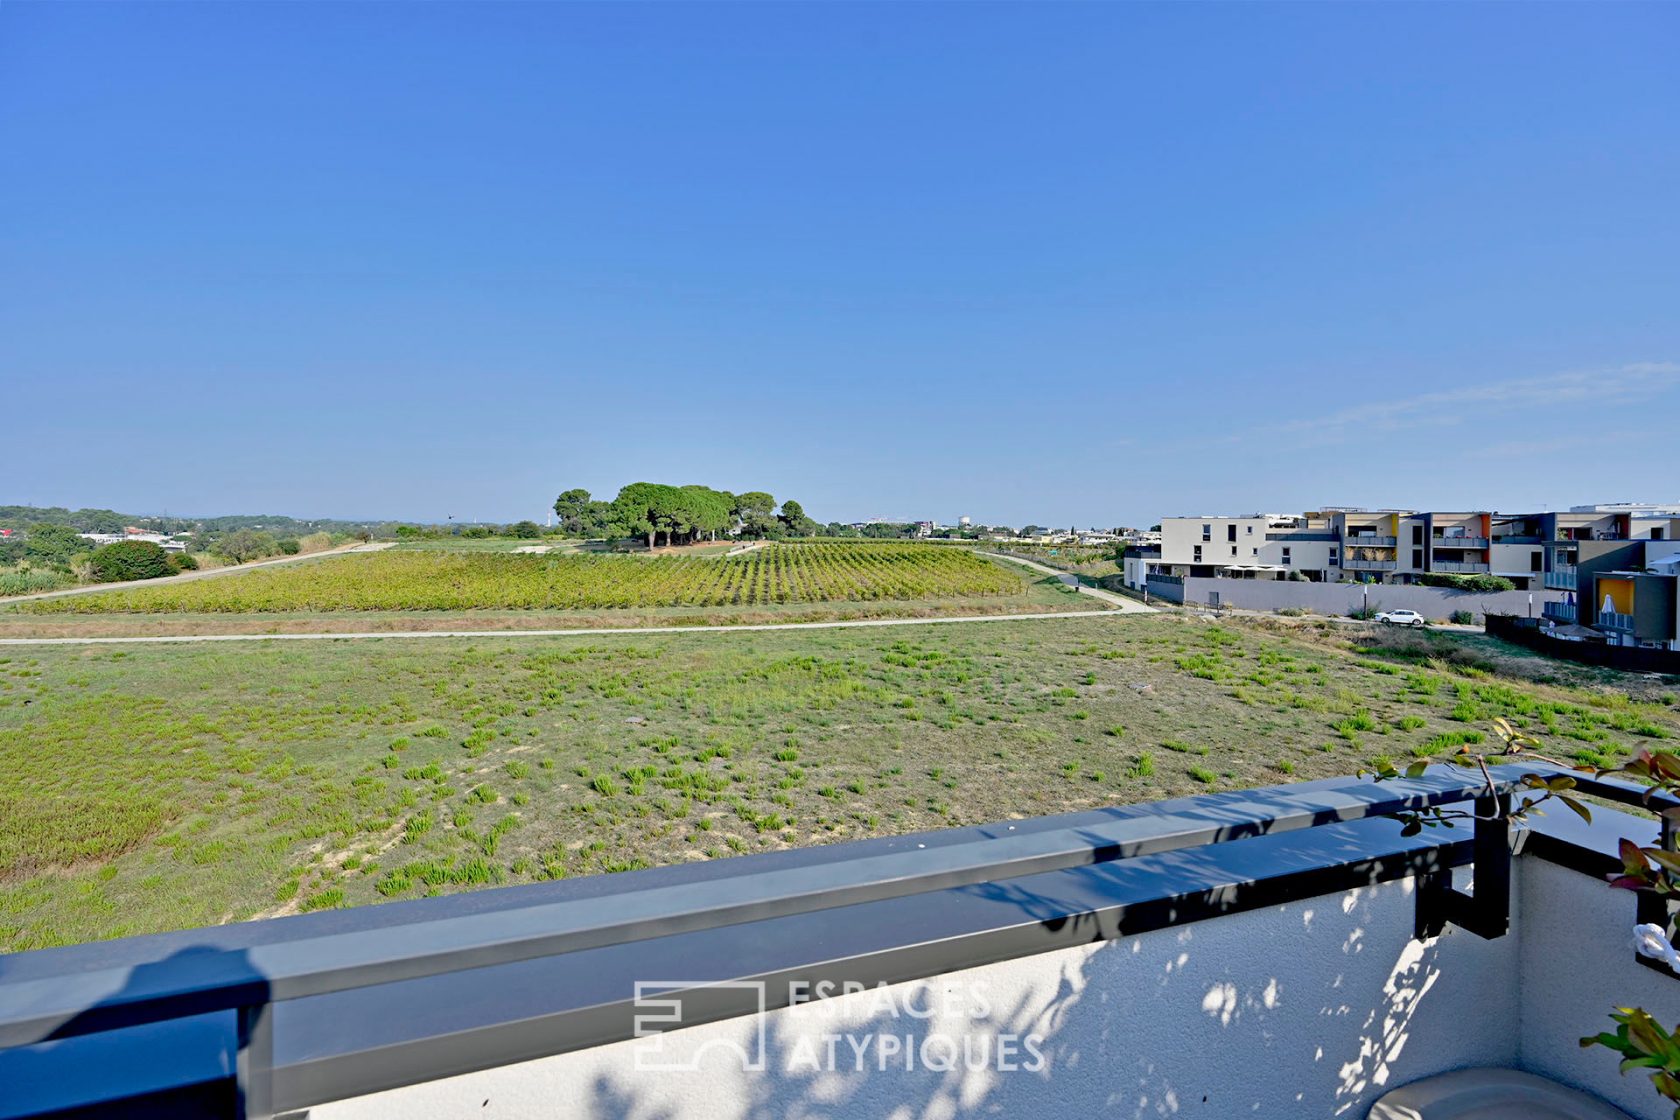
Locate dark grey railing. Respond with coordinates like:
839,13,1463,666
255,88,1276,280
0,766,1671,1120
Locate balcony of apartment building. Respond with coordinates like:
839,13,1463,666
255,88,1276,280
1343,529,1398,548
1542,600,1578,623
1342,557,1398,572
1433,560,1493,574
1544,564,1580,591
1491,517,1543,546
1598,610,1636,632
4,767,1678,1120
1432,533,1491,550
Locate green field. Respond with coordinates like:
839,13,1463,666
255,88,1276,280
15,543,1025,614
2,614,1674,951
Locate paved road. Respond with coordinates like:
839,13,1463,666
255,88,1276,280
0,608,1132,647
977,552,1156,613
0,541,388,605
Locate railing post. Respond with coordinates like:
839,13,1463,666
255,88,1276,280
1464,791,1512,938
236,1002,274,1120
1420,791,1512,941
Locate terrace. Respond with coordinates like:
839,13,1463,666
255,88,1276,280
3,765,1677,1120
1546,565,1580,591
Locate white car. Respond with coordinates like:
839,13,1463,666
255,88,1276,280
1375,609,1426,628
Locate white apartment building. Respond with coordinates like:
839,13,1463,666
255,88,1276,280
1128,509,1510,589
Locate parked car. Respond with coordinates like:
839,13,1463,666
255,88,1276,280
1375,609,1426,628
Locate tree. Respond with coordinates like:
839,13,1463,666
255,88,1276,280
216,529,278,564
554,489,591,523
88,540,170,583
509,520,542,539
733,491,781,539
778,499,818,538
24,524,86,567
611,482,673,549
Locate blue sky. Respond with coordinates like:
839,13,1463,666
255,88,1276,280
3,3,1676,527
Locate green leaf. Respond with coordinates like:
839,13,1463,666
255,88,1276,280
1557,795,1593,824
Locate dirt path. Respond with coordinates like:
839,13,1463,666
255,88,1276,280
0,541,388,605
977,552,1156,613
0,608,1133,647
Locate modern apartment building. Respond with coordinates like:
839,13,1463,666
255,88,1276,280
1138,509,1493,587
1543,528,1680,650
1130,506,1678,596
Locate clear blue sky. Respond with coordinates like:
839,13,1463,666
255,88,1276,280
3,3,1676,527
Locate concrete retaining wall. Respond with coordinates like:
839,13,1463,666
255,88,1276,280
1176,577,1564,621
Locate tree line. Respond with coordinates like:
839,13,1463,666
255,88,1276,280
553,485,822,548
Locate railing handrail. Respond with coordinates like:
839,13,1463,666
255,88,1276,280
2,763,1669,1057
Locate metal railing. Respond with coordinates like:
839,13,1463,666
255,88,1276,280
0,766,1673,1120
1342,558,1397,571
1433,537,1490,550
1599,611,1635,631
1343,535,1397,547
1432,561,1491,574
1543,567,1577,590
1542,601,1577,623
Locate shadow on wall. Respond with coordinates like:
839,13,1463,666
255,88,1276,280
578,868,1513,1120
0,945,267,1118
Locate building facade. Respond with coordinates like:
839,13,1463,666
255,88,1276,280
1128,506,1678,601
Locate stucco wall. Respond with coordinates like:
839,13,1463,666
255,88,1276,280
1517,857,1680,1120
1177,576,1563,620
314,874,1524,1120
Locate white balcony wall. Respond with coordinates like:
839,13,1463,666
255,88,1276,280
1518,857,1680,1120
315,873,1525,1120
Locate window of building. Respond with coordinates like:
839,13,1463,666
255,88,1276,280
1201,524,1211,541
1412,525,1424,545
1282,547,1292,563
1246,525,1253,535
1412,549,1423,569
1231,546,1238,557
1227,524,1237,542
1193,545,1202,562
1329,548,1339,565
1531,551,1542,571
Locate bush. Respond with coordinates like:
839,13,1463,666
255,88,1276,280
215,529,279,564
88,540,171,583
509,520,542,539
0,568,74,596
277,538,301,555
1449,610,1475,625
166,552,199,574
1417,572,1515,592
298,532,333,553
24,524,85,567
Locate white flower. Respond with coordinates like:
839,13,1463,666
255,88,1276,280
1633,923,1680,971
